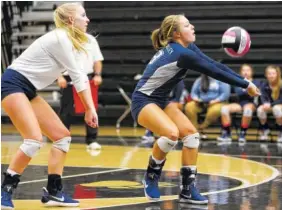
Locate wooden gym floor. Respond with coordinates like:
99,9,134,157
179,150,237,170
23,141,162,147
1,125,281,210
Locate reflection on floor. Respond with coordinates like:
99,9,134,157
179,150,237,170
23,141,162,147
1,126,282,210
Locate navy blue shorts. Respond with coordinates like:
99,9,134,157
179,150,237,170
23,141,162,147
1,69,37,101
239,100,255,107
131,91,169,122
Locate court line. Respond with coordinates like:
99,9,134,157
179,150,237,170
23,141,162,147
230,154,282,159
80,153,280,209
200,152,280,187
19,168,129,185
1,152,49,158
11,152,280,209
80,174,249,209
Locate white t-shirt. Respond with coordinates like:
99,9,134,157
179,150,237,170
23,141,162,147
8,29,89,92
64,33,104,75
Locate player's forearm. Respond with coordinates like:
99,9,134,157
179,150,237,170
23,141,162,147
77,84,96,111
93,61,103,75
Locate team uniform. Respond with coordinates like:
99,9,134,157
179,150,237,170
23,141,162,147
234,79,261,107
217,79,261,142
2,29,88,101
142,80,187,143
1,29,88,208
59,33,104,148
131,42,249,204
257,81,282,141
259,81,282,107
132,42,249,121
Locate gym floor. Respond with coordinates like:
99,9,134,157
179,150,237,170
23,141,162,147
1,125,281,210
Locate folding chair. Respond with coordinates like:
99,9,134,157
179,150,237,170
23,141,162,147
116,85,137,129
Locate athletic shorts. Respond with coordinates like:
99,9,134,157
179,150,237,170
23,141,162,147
239,100,255,108
1,69,37,101
131,91,169,122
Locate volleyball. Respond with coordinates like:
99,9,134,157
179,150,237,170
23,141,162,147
221,26,251,57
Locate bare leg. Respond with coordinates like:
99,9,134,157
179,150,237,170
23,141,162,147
31,96,70,175
164,103,198,166
2,93,43,174
184,101,202,129
164,104,208,204
138,103,179,160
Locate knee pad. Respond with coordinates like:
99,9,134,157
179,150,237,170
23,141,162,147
53,136,71,153
182,133,200,149
273,105,282,118
243,108,253,117
157,136,178,153
20,139,42,158
221,106,229,115
257,107,267,119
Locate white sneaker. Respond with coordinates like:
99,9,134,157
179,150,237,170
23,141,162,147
260,143,269,154
86,149,101,157
141,135,155,144
259,129,270,141
87,142,101,150
200,132,207,140
217,131,232,142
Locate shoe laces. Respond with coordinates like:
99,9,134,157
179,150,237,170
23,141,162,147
147,173,159,187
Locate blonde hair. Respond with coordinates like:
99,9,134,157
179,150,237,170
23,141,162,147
54,3,88,53
151,14,183,50
265,65,281,100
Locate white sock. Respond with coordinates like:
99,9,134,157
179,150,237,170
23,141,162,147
7,169,19,176
152,155,165,164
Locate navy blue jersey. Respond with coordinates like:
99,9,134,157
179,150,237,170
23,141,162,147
234,79,261,103
134,42,248,100
259,81,282,106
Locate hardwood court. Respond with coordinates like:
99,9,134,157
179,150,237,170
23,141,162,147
1,125,281,210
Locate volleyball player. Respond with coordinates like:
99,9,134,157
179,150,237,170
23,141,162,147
131,14,260,204
1,3,96,209
57,33,104,150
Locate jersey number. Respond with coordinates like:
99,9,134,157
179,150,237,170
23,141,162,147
149,50,164,65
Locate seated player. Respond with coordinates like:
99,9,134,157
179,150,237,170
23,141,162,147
257,65,282,142
185,74,230,139
217,64,261,143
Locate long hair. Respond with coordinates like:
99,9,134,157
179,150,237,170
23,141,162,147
265,65,281,100
201,74,210,93
53,3,88,53
151,14,183,50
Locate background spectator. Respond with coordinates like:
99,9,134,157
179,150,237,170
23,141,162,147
257,65,282,142
185,74,231,138
217,64,261,143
